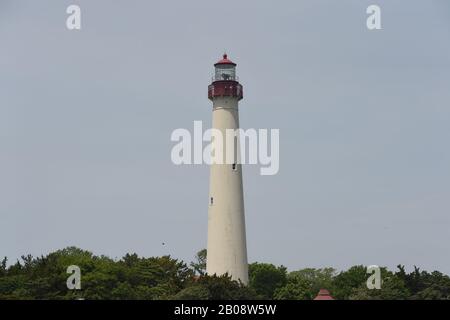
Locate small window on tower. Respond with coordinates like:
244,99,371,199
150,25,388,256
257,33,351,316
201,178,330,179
232,163,237,171
210,197,213,205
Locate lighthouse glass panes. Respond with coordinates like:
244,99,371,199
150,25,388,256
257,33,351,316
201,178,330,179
215,65,236,81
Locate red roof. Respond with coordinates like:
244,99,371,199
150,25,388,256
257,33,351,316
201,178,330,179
214,54,236,66
314,289,334,300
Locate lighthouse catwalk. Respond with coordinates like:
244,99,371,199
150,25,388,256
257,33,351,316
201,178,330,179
206,54,248,284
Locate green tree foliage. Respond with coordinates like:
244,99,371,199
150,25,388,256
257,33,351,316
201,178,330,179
173,285,210,300
331,265,368,299
396,265,450,300
0,257,7,277
0,247,192,300
175,274,258,300
1,247,450,300
274,268,335,300
349,268,410,300
248,263,287,299
190,249,207,276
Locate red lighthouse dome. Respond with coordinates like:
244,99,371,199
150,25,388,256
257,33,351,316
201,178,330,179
214,54,237,67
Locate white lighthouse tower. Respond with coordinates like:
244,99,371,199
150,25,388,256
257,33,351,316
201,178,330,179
206,54,248,284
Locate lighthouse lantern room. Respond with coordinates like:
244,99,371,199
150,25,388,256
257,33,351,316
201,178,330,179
208,54,243,101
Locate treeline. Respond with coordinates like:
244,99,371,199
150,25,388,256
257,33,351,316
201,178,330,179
0,247,449,300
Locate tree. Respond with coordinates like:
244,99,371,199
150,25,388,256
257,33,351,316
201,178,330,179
1,247,450,300
396,266,450,300
274,268,335,300
173,285,210,300
0,257,7,277
396,265,425,296
248,263,287,299
349,269,410,300
190,249,207,276
331,265,368,300
181,274,257,300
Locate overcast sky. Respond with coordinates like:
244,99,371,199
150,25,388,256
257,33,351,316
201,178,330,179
1,0,449,274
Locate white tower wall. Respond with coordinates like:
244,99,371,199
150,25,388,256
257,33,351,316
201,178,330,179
206,96,248,284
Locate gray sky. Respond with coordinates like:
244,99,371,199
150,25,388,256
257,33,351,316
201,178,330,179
1,0,449,274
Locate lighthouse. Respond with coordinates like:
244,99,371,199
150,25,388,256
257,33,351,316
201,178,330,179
206,54,248,284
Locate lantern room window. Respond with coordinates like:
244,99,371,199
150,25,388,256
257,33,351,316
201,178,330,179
215,64,236,81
